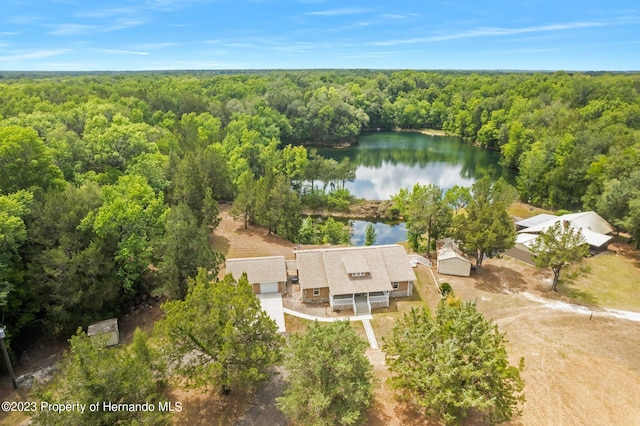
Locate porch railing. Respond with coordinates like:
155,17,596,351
369,291,389,304
331,294,354,310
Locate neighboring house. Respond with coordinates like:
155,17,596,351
505,211,615,265
294,245,416,316
225,256,287,294
436,238,472,277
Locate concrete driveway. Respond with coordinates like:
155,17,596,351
257,293,286,333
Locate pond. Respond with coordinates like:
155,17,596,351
317,131,515,200
348,220,407,246
318,131,515,245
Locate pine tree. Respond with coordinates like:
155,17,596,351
384,299,525,425
156,270,283,394
365,223,376,246
277,321,375,425
454,177,517,270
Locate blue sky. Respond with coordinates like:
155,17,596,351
1,0,638,71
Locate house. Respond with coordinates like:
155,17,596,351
436,238,472,277
87,318,119,347
294,245,416,316
225,256,287,294
505,211,615,265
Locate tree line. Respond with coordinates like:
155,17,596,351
1,70,638,237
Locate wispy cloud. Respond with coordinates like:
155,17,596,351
371,21,607,46
47,24,96,36
47,19,144,36
0,32,17,36
380,13,415,20
307,8,370,16
92,48,151,56
474,47,564,56
132,42,179,50
0,49,67,62
9,16,42,25
75,7,139,18
102,19,146,32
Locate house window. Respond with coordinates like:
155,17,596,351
392,282,400,290
352,272,366,278
313,288,320,296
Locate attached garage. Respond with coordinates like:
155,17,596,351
259,282,280,294
225,256,287,295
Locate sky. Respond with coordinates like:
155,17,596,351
1,0,639,71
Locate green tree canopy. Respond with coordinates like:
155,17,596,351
454,177,517,270
365,223,376,246
384,301,525,425
393,183,452,256
276,321,375,426
0,125,64,194
529,221,589,292
81,174,168,292
156,270,283,394
0,191,33,326
34,328,169,426
156,202,222,299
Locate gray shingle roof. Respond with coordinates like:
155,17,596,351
225,256,287,284
296,245,416,295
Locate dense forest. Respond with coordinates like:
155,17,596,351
1,70,639,351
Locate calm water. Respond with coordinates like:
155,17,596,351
349,220,407,246
318,131,515,245
317,131,515,200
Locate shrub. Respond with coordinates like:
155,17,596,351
440,282,452,297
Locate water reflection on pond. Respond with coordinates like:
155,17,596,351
349,220,407,246
317,131,514,200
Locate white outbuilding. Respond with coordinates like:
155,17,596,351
436,238,472,277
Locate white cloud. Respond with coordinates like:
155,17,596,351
306,8,370,17
132,42,178,50
75,7,139,18
92,48,151,56
0,49,67,62
371,21,607,46
47,24,96,36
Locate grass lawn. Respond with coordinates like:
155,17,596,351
370,264,441,342
559,251,640,311
283,313,312,334
508,202,554,219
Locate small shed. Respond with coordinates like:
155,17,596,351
436,238,472,277
87,318,119,347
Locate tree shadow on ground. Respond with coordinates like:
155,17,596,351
391,401,438,425
474,263,529,294
170,387,251,426
555,279,600,308
365,402,396,426
209,234,230,256
234,368,287,426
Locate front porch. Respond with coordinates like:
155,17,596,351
330,291,390,316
